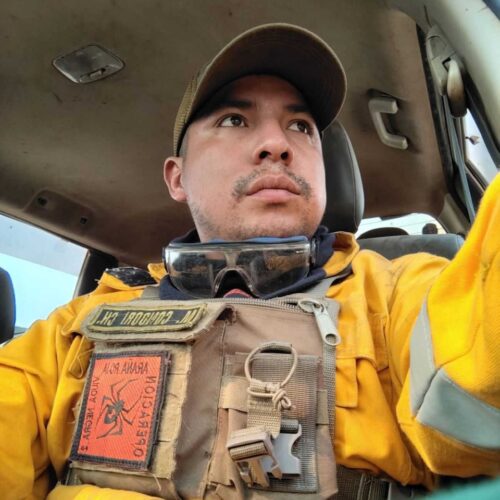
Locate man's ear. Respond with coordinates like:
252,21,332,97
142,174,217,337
163,156,187,202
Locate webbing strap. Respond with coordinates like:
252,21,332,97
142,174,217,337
443,97,476,222
336,466,425,499
337,466,389,500
245,342,297,439
229,440,268,461
323,340,337,442
246,353,291,438
299,265,352,299
139,285,161,299
250,354,319,493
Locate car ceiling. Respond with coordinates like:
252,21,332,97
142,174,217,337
0,0,448,267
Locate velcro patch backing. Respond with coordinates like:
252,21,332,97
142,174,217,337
70,350,170,470
87,304,206,333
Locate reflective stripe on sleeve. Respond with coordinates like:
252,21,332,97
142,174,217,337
410,301,500,450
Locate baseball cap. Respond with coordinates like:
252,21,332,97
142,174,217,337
173,23,347,155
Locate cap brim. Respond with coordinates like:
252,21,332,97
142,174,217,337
175,23,346,154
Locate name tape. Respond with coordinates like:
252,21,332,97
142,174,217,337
88,304,206,332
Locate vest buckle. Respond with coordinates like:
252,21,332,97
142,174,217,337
227,426,282,487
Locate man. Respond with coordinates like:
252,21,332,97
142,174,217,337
0,23,499,500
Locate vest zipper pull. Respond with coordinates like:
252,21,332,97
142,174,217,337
298,299,341,347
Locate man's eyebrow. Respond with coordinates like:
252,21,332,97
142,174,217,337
212,101,311,115
211,99,253,113
193,95,252,121
286,103,312,115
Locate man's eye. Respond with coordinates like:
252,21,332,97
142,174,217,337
289,120,312,135
218,115,246,127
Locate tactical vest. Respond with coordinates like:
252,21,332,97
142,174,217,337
66,280,343,499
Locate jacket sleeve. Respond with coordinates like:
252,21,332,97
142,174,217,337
0,279,148,499
0,295,88,499
47,484,161,499
393,173,500,477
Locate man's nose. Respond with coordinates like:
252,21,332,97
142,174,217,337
252,124,294,166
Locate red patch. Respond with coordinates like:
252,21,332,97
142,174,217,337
71,351,169,470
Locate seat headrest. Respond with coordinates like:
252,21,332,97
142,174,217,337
0,267,16,343
358,234,465,260
358,226,409,239
321,122,364,233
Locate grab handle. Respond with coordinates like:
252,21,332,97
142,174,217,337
368,97,408,150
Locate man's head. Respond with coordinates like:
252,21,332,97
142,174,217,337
422,223,438,234
163,24,346,242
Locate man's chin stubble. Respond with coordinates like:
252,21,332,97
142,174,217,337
190,202,316,241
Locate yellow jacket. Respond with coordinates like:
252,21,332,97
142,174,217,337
1,175,499,499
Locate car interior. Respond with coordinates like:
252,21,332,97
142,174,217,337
0,0,499,344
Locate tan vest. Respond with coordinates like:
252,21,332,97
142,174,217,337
66,286,342,499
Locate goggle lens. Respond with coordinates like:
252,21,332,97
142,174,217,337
164,241,312,298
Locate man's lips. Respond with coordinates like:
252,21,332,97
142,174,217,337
245,175,301,197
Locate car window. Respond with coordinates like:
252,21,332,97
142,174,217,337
0,214,87,334
463,111,498,184
356,213,445,237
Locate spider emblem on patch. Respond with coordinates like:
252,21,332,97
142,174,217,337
96,378,141,438
70,350,170,470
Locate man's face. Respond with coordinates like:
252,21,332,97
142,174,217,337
164,75,326,242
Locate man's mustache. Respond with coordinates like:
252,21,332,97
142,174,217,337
232,166,312,200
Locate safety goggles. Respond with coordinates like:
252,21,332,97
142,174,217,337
163,237,314,298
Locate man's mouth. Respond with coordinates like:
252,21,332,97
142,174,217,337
232,168,312,202
245,175,301,198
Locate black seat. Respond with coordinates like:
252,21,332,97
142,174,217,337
0,267,16,343
321,122,364,233
357,234,464,260
358,227,409,239
321,122,464,260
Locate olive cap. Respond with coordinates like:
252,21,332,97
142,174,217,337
173,23,347,155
